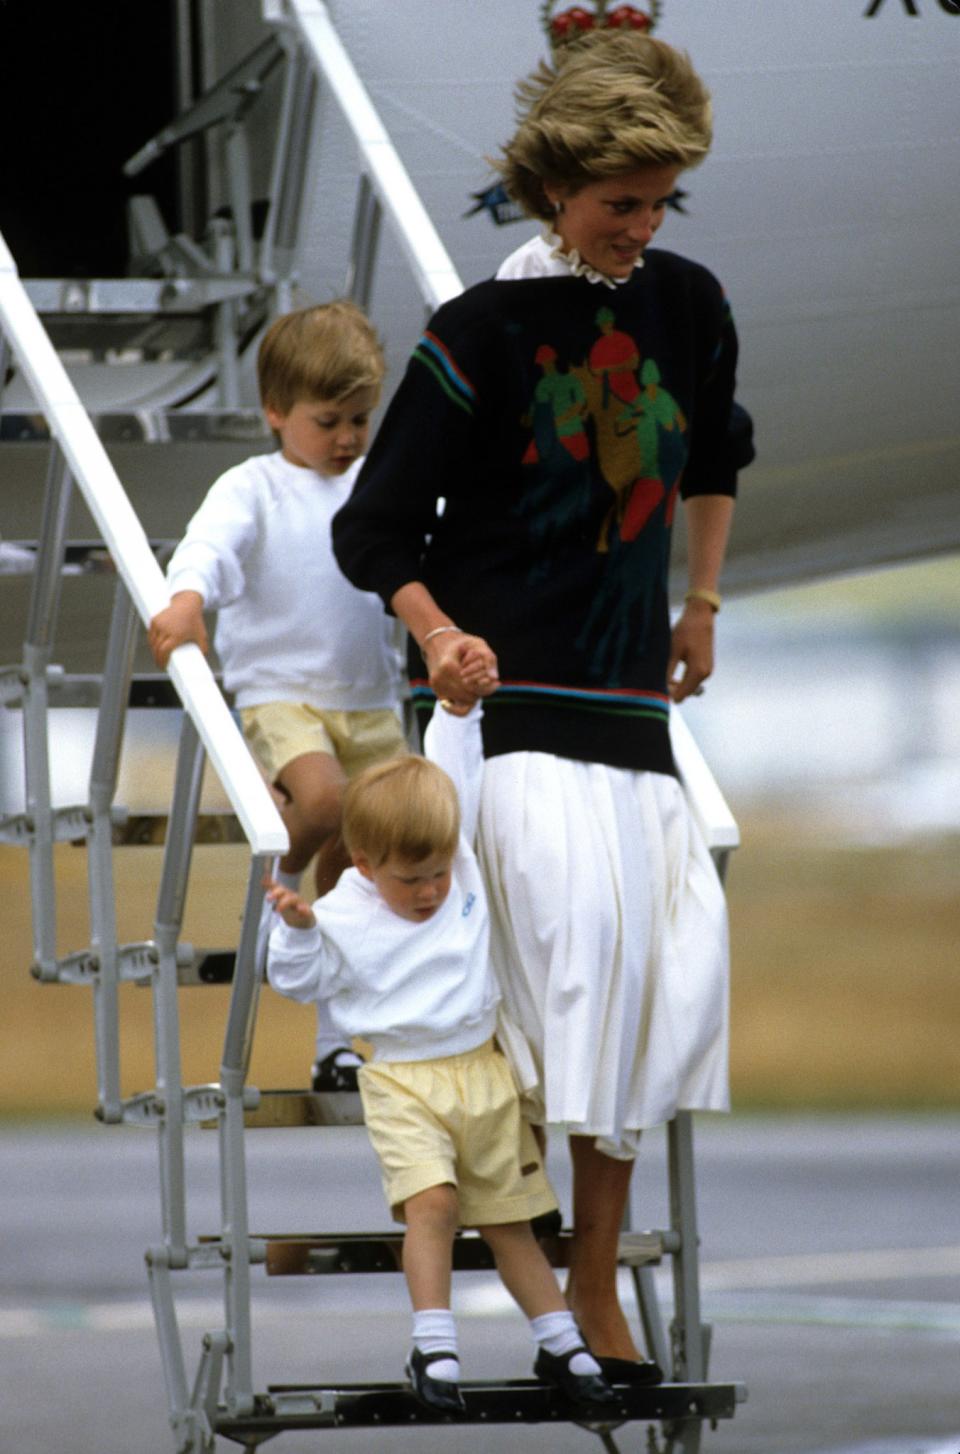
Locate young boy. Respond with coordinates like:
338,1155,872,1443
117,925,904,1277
148,302,406,1091
264,702,617,1416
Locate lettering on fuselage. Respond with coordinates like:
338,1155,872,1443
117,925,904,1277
864,0,959,14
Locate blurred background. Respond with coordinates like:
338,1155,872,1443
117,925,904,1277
1,0,957,1118
2,552,958,1117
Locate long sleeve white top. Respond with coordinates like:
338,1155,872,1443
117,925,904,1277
267,704,499,1062
165,451,402,711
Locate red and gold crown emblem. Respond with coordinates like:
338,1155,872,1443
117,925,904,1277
540,0,662,50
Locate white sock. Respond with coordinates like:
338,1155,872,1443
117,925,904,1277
314,1044,363,1066
530,1311,601,1376
412,1309,460,1382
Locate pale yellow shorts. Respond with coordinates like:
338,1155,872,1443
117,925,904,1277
357,1039,559,1227
239,702,407,784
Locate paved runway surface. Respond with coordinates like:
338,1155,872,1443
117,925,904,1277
3,1114,959,1454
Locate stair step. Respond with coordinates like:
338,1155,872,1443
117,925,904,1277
0,805,93,848
102,1084,260,1127
118,814,245,845
202,1088,365,1129
258,1229,666,1277
32,943,242,988
0,540,176,575
176,949,237,985
0,669,215,710
214,1379,740,1434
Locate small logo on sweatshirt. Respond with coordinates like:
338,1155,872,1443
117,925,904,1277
462,893,476,918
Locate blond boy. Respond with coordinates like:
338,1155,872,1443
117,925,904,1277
264,703,616,1416
149,303,406,1089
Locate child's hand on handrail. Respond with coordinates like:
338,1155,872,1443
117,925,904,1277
262,876,317,931
148,590,209,669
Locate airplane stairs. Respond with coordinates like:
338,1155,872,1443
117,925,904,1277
0,5,744,1449
0,254,743,1454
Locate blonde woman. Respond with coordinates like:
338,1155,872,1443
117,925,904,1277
333,31,754,1382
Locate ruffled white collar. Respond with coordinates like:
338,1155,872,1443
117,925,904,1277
495,230,640,290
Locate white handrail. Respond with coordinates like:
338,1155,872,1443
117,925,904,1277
279,0,463,311
669,709,740,853
0,231,288,855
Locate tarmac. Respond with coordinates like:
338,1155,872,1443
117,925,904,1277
3,1113,960,1454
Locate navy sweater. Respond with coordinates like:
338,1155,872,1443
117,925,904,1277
333,250,754,774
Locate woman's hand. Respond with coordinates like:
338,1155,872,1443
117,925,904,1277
667,599,715,702
263,876,317,930
388,582,500,710
424,631,500,709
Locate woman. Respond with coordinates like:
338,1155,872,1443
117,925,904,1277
333,30,754,1378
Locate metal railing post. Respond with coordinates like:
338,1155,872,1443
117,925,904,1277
668,1110,706,1384
146,1247,191,1447
665,1111,706,1451
224,122,255,276
211,221,240,409
218,856,271,1415
0,329,10,413
345,172,382,311
260,39,316,297
87,578,139,1121
23,449,73,977
153,713,206,1265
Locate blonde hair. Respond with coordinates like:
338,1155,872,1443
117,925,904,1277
497,31,712,222
342,756,460,868
257,300,385,413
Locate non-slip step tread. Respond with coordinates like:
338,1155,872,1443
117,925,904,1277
214,1378,738,1433
2,672,219,710
199,1228,664,1274
237,1089,364,1129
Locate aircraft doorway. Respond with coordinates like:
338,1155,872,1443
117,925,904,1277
0,3,182,277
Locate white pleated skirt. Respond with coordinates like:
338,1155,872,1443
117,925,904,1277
478,752,729,1159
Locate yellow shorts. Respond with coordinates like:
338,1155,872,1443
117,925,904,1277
358,1039,559,1227
239,702,407,784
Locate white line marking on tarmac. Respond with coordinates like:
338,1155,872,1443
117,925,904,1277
3,1244,959,1339
701,1292,960,1334
804,1442,960,1454
699,1244,960,1291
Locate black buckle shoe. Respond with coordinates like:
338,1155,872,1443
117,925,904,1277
595,1354,664,1386
534,1346,619,1411
406,1346,466,1415
311,1048,361,1093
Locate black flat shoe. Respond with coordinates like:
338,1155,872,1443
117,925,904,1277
406,1346,466,1416
534,1346,619,1411
595,1354,664,1386
311,1048,360,1093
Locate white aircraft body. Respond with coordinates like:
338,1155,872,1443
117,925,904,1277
234,0,960,593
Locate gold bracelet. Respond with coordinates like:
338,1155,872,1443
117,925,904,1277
421,624,463,646
684,588,722,613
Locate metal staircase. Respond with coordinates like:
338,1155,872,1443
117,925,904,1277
0,3,744,1450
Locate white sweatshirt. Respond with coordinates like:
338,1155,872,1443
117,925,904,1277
267,705,500,1062
165,451,402,711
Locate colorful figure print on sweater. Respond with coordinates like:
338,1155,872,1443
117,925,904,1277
517,312,689,674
